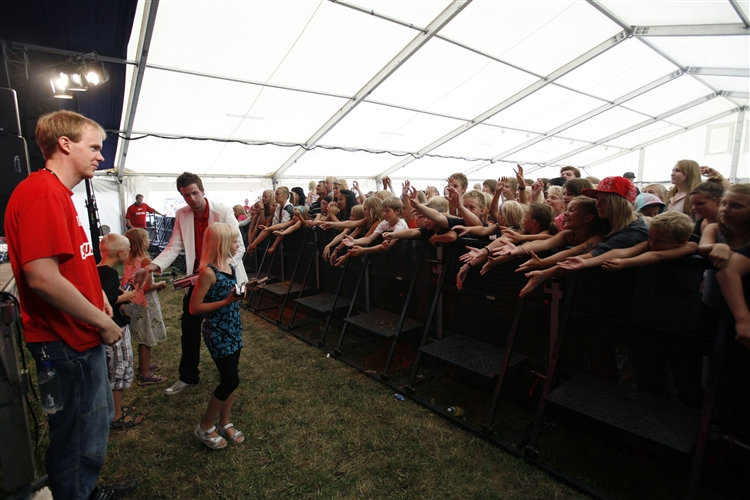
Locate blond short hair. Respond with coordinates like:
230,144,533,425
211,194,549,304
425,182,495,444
501,201,526,230
425,196,449,212
462,190,487,210
36,110,106,160
99,233,129,258
449,172,468,190
382,196,403,211
649,211,693,242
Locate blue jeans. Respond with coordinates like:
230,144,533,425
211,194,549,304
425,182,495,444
27,341,113,500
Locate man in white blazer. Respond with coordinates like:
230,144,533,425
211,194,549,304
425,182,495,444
137,172,247,396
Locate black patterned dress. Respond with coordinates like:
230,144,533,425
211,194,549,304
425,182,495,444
202,264,243,360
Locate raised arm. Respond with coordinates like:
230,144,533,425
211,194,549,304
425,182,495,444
352,180,366,204
490,181,502,224
409,188,450,228
515,166,527,205
400,181,414,225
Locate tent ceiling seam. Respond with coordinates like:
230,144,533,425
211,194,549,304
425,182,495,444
376,29,631,180
328,0,428,33
728,0,750,27
269,0,473,182
543,93,719,165
462,70,685,175
582,107,740,169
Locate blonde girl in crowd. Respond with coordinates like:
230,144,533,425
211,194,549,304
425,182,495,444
665,159,701,218
247,189,274,245
190,223,246,450
247,187,292,255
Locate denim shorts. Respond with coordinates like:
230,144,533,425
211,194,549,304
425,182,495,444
27,341,113,500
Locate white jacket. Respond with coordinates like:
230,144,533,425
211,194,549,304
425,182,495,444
151,199,248,283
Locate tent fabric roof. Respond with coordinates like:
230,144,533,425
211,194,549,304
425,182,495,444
3,1,749,184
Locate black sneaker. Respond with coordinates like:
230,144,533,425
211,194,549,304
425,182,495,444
89,479,137,499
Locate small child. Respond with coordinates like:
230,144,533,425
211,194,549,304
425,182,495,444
343,196,409,257
190,223,246,450
123,228,168,386
97,233,144,429
383,203,450,247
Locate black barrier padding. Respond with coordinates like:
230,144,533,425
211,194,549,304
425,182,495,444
260,227,718,372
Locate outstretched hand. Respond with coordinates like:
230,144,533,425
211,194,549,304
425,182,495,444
342,235,356,247
347,245,364,257
519,270,548,297
446,186,460,207
556,256,587,271
456,265,469,291
516,250,543,273
531,179,543,198
602,258,624,272
459,245,486,263
492,242,517,257
501,227,524,243
453,225,471,238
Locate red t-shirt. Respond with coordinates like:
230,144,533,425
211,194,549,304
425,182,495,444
126,202,155,228
193,199,210,266
4,170,104,352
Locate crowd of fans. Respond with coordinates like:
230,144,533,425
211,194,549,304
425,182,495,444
234,162,749,427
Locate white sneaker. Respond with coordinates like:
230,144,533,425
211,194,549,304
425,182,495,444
164,380,192,396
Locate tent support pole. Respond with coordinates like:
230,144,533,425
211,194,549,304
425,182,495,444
116,0,160,181
729,107,746,183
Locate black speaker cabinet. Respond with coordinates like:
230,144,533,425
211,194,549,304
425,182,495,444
0,135,31,236
0,88,21,136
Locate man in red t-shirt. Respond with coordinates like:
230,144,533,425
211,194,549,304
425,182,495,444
125,194,162,229
4,111,135,500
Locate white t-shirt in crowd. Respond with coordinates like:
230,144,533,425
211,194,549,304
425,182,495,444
373,218,409,236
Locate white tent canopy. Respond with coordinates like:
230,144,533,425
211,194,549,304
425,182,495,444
113,0,749,191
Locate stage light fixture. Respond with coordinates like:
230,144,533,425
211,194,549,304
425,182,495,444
68,73,87,91
83,61,109,86
49,73,73,99
41,52,109,98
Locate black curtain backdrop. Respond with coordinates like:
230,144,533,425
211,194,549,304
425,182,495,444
0,0,139,170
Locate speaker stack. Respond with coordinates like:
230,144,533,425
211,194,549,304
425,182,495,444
0,87,31,236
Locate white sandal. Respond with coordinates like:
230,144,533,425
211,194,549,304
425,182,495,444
194,424,227,450
217,423,245,444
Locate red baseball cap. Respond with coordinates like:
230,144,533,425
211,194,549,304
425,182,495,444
581,176,637,204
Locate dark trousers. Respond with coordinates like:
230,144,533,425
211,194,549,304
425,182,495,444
179,287,204,385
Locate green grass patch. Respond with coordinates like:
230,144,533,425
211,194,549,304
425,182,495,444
4,269,727,499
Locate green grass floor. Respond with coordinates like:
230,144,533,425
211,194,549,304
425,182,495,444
6,274,733,499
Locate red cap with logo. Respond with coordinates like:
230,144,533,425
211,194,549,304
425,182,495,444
581,176,637,204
